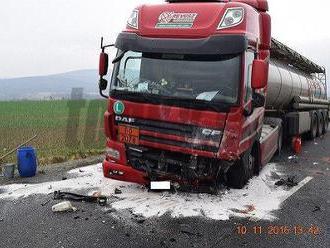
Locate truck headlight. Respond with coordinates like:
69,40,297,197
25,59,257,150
106,147,120,160
218,7,244,30
127,9,139,29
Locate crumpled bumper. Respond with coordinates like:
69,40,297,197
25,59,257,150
102,159,149,185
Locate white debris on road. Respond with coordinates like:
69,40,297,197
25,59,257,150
0,163,312,221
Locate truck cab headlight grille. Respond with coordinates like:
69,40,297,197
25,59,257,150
218,7,244,30
127,9,139,29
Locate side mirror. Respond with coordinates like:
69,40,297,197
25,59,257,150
99,52,109,77
251,59,268,89
99,78,108,91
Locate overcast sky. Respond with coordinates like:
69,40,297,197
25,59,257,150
0,0,329,78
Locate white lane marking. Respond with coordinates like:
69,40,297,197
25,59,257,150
280,176,313,203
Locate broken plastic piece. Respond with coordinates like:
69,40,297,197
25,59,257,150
53,191,107,206
52,201,77,212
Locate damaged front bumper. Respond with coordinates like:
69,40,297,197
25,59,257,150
102,155,233,193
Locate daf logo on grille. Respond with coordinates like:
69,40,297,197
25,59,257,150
115,116,135,123
202,129,222,136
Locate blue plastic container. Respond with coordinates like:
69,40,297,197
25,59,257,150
17,147,37,177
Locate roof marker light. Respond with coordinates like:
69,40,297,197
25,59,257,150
218,7,244,30
127,9,139,29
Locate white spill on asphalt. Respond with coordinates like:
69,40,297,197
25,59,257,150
0,163,313,221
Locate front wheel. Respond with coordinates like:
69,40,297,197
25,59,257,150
227,150,255,189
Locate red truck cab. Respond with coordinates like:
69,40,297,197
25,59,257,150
99,0,278,190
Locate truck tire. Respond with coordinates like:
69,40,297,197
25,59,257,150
227,150,255,189
277,125,283,155
317,112,323,137
308,113,318,140
322,113,328,134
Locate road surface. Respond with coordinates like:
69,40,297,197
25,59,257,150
0,135,329,248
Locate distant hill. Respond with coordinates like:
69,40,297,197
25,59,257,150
0,69,109,100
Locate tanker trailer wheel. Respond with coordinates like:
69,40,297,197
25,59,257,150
227,150,255,189
317,112,323,137
322,112,328,134
308,113,318,140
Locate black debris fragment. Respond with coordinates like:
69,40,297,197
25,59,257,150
61,176,67,180
312,206,321,212
136,218,146,224
114,188,122,194
53,190,107,206
41,198,51,206
275,176,298,187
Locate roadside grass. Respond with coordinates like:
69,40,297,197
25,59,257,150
0,99,107,165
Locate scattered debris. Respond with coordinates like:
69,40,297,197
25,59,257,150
0,218,4,222
288,155,299,163
240,205,256,214
92,191,101,197
114,188,122,194
313,162,319,166
53,190,107,206
136,218,146,224
312,206,321,212
231,204,256,214
52,201,77,212
314,142,318,145
270,171,281,180
41,198,51,206
180,229,202,237
74,216,80,219
48,185,52,190
275,176,298,187
79,169,85,173
61,177,67,181
169,238,176,242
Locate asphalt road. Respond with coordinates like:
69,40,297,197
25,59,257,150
0,135,329,248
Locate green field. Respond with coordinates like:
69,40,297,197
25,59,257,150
0,99,107,165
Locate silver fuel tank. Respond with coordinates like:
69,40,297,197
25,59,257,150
266,60,327,110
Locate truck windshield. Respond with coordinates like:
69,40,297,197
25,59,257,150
111,51,241,106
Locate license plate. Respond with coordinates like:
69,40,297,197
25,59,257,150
118,125,139,145
150,181,171,190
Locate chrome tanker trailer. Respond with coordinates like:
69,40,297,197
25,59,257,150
266,38,328,143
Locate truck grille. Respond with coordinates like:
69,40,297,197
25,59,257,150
115,116,222,153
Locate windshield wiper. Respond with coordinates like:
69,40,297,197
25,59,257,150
112,50,125,64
